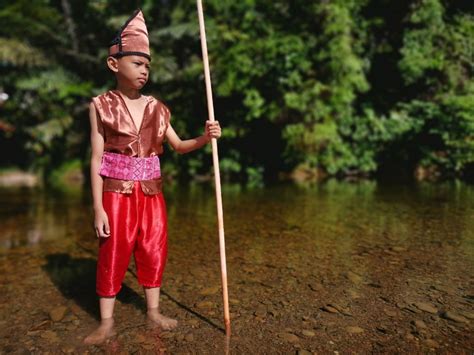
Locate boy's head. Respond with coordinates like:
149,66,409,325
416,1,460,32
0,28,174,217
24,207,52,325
108,9,150,61
107,9,151,88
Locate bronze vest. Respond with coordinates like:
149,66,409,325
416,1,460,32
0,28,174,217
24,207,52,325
92,90,170,195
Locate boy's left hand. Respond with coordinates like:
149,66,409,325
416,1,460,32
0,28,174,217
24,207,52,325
205,120,221,140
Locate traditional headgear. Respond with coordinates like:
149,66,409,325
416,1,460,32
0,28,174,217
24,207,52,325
108,9,151,61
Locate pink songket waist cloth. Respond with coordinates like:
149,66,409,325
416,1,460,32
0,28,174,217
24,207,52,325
99,151,161,181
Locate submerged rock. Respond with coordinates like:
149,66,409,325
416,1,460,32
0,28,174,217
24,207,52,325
413,302,438,314
49,306,68,322
279,332,300,343
440,310,469,323
346,326,364,334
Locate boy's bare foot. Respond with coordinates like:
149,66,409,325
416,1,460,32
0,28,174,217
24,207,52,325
147,308,178,330
83,318,115,345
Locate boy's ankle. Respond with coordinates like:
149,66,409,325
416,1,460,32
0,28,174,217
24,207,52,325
100,317,114,324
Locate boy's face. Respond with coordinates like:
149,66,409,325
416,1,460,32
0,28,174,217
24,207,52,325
107,55,150,89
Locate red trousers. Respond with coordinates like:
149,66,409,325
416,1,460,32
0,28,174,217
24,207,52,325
96,181,168,297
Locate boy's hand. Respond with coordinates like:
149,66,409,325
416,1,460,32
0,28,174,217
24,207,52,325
94,209,111,238
205,120,221,141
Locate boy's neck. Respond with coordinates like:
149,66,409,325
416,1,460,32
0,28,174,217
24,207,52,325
115,84,141,99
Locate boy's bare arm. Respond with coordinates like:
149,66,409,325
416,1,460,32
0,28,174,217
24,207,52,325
89,102,105,211
165,120,221,154
89,102,110,238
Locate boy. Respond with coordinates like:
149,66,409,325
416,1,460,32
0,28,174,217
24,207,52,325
84,9,221,345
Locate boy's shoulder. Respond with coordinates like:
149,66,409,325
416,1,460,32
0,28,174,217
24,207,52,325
92,90,170,114
146,94,171,115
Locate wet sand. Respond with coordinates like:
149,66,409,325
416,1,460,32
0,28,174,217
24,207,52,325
0,181,473,353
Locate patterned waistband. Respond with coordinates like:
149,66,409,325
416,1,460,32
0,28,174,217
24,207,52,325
99,151,161,181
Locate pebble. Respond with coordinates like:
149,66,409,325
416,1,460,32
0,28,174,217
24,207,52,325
413,302,438,314
412,320,427,329
40,330,59,342
69,304,82,315
432,285,456,295
49,306,68,322
346,271,363,284
346,326,364,334
280,332,300,342
302,330,315,337
308,283,323,291
383,308,397,317
297,350,312,355
460,310,474,319
184,333,194,342
440,310,469,323
424,339,439,348
321,305,339,314
196,301,214,309
348,290,361,299
188,319,199,326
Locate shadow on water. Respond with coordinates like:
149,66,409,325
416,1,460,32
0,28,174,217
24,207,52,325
42,253,146,319
43,253,223,332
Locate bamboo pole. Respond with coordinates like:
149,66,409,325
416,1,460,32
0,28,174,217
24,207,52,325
196,0,231,337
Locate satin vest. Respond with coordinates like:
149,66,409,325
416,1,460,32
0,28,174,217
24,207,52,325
92,90,170,195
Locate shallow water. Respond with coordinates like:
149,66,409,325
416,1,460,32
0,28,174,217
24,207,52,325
0,180,473,353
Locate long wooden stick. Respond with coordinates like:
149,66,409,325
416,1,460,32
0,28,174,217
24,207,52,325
196,0,231,337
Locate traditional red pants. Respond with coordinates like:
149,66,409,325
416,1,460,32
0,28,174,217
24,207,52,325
96,181,168,297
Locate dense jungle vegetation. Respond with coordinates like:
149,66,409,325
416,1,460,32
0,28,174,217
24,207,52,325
0,0,472,185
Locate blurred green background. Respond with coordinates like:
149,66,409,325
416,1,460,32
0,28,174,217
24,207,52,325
0,0,473,188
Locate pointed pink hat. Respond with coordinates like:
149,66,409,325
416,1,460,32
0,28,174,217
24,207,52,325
109,9,151,61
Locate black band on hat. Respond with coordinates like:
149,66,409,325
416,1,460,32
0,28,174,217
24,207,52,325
111,51,151,61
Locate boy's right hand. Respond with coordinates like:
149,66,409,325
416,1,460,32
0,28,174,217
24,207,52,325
94,209,111,238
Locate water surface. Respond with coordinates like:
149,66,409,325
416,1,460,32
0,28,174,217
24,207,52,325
1,180,473,353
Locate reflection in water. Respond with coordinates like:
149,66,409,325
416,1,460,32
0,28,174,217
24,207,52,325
0,180,473,353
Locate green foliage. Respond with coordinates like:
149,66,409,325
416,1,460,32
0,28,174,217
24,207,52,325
0,0,472,183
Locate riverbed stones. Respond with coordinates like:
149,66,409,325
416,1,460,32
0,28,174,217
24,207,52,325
301,330,315,337
188,319,199,326
40,330,59,342
279,332,300,343
49,306,68,322
196,301,214,309
346,326,364,334
345,271,363,284
460,310,474,319
413,302,438,314
308,282,323,291
321,305,339,313
424,339,440,349
383,308,397,317
412,319,427,329
440,310,469,323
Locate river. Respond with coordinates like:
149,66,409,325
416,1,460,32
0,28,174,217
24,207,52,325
1,180,473,353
